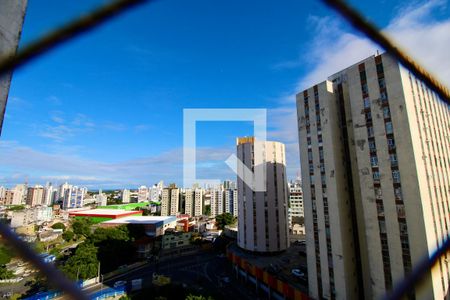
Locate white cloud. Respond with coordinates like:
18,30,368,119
0,140,237,188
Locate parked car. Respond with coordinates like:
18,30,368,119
114,280,127,288
291,269,305,278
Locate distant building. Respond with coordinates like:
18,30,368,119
58,182,71,203
10,206,53,228
211,187,224,217
0,186,5,200
137,186,149,202
100,215,177,237
224,188,238,217
296,53,450,299
95,189,107,206
288,180,303,229
12,184,27,205
237,137,289,253
26,185,45,207
43,183,56,206
162,230,192,249
161,186,180,216
122,189,131,203
63,186,86,209
184,188,203,217
3,190,14,205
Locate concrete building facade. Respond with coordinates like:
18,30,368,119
237,137,289,253
0,0,28,134
288,180,304,229
296,53,450,299
225,188,238,217
26,185,44,207
161,186,180,216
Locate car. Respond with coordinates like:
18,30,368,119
114,280,127,288
291,269,305,278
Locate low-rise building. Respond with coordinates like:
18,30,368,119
100,215,177,237
162,230,192,249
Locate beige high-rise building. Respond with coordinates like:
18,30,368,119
237,137,289,253
296,53,450,300
184,188,204,217
12,184,27,205
26,185,44,207
211,187,224,217
161,186,180,216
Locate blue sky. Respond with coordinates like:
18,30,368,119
1,0,449,188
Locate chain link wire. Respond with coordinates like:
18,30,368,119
0,0,449,299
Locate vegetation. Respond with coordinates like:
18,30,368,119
0,246,13,265
7,205,25,211
215,213,236,229
62,230,75,242
204,205,211,216
72,218,93,237
51,222,66,231
62,242,99,280
0,265,14,279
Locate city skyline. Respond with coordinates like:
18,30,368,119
1,0,449,188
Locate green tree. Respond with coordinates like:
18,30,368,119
204,205,211,216
72,218,92,237
0,246,13,265
62,230,75,242
215,213,235,229
0,265,14,279
62,242,99,280
51,222,66,231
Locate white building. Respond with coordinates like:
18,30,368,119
137,185,149,202
12,184,27,205
63,186,86,209
122,189,130,203
224,189,238,217
211,187,224,217
237,137,289,253
296,53,450,300
95,189,107,206
10,206,53,228
288,180,304,229
43,184,56,206
58,182,71,203
0,186,5,200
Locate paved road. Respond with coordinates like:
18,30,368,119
82,250,256,299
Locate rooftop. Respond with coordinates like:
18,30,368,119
68,209,142,218
101,215,176,225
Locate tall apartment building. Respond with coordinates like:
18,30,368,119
161,186,180,216
43,183,56,206
63,186,86,209
26,185,45,207
12,184,27,205
184,188,204,217
288,180,304,229
211,187,224,217
0,186,5,200
225,188,238,217
296,53,450,300
237,137,289,253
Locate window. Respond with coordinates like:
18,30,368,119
390,154,398,166
369,140,376,152
378,77,386,88
308,151,313,161
319,149,324,160
367,126,374,138
394,187,403,199
362,83,368,94
373,171,380,181
392,170,401,183
383,107,390,118
370,156,378,167
381,91,388,101
385,122,393,134
376,63,384,74
388,138,395,149
364,97,370,109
